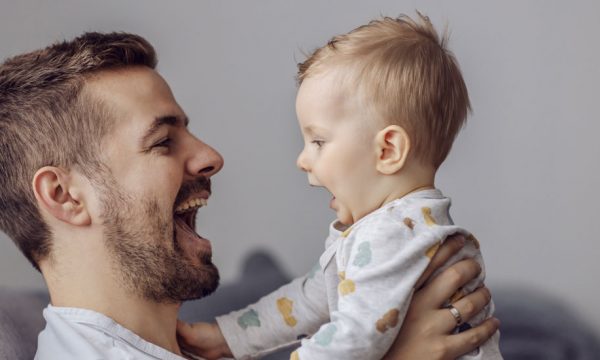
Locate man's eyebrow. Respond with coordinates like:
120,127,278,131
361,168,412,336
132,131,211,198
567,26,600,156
140,115,189,145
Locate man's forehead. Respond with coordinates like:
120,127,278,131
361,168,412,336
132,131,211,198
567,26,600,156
86,66,157,90
82,68,189,161
86,67,186,128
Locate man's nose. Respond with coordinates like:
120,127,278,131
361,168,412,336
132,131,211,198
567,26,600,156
186,137,224,179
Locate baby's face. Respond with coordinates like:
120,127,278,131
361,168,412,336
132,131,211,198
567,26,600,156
295,72,383,225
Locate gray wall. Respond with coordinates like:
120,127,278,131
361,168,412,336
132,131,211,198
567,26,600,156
1,0,599,333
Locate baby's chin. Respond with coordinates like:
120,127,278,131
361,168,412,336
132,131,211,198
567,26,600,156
331,200,361,225
336,206,376,226
336,212,355,226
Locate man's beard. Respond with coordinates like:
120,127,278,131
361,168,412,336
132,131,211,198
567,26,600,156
98,177,219,304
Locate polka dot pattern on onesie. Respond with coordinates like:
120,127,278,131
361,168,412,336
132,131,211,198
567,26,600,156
276,297,298,327
352,242,372,268
337,272,356,296
422,207,437,226
403,217,415,229
237,309,261,329
375,308,400,333
314,324,337,346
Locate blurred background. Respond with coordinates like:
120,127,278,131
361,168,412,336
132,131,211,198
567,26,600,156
1,0,599,338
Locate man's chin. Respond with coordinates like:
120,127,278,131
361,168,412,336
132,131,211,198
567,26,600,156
179,268,220,302
138,255,220,304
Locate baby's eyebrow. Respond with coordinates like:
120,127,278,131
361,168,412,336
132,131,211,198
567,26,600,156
302,124,327,135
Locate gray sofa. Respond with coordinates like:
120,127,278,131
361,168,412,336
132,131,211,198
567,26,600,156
1,251,599,360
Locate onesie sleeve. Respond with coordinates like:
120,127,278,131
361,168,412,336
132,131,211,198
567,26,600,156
291,212,446,360
216,262,329,360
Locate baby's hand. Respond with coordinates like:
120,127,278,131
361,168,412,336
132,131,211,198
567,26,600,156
176,320,233,360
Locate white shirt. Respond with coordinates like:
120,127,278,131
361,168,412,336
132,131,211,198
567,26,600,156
35,305,196,360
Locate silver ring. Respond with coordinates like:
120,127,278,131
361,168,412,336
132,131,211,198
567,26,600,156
446,305,463,325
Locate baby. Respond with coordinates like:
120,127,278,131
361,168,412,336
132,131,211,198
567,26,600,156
185,13,501,360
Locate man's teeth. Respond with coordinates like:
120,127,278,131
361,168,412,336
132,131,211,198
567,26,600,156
175,198,208,214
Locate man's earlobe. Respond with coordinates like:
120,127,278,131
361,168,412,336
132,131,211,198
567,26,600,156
32,167,91,226
375,125,411,175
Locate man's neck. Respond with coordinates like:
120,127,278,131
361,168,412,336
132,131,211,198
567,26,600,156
42,254,184,356
50,281,183,355
101,295,182,355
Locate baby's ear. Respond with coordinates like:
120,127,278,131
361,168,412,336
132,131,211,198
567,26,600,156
32,166,91,227
374,125,410,175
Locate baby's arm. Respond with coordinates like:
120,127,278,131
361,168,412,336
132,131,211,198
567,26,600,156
292,219,441,360
185,264,329,359
177,234,498,360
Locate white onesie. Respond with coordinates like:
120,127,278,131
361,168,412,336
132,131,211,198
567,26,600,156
216,189,502,359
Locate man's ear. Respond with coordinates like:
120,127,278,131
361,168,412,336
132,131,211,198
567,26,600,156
32,167,91,226
375,125,411,175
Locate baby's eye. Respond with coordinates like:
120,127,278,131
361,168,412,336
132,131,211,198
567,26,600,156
311,140,325,148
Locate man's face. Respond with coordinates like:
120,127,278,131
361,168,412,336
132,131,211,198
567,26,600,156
88,66,224,303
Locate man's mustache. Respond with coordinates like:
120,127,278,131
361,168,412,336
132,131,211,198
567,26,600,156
173,177,211,209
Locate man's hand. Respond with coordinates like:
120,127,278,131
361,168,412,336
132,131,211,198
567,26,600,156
384,235,500,360
176,320,233,360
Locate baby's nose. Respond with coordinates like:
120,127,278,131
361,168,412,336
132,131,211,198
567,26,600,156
296,151,310,172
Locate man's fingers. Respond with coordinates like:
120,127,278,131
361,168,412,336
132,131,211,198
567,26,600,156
415,234,466,290
443,287,491,332
442,317,500,359
452,287,491,324
416,258,482,309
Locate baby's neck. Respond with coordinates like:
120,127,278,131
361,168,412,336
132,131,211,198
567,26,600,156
339,160,437,226
378,162,437,208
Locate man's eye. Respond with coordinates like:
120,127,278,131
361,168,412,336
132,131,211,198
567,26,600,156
153,138,172,148
311,140,324,148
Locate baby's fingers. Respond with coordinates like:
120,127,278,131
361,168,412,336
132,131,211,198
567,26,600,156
176,319,195,342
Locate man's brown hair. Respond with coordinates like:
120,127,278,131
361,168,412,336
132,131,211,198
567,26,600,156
298,12,470,168
0,32,157,270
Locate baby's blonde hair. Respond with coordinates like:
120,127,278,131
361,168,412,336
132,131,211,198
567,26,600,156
298,12,470,168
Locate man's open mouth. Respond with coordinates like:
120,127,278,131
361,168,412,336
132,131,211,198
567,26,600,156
175,197,207,228
173,196,212,253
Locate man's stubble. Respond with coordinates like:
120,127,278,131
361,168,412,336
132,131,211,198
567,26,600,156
97,175,219,304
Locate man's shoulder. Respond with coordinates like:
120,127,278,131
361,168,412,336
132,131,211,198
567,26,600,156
35,306,127,359
35,305,183,360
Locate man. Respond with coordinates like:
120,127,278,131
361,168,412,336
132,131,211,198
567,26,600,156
0,32,498,359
